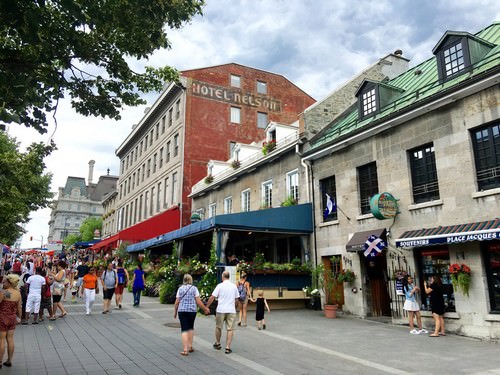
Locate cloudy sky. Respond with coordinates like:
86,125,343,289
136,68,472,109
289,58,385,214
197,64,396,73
9,0,499,248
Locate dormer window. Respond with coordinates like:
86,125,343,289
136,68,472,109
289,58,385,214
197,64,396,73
361,88,377,117
355,79,404,120
443,41,465,77
433,30,494,83
355,81,379,119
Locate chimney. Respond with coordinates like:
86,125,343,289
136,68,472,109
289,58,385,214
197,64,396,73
88,160,95,184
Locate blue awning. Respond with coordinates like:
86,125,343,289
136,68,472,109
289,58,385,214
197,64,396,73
127,203,313,253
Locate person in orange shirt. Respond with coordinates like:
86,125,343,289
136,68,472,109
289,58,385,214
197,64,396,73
82,268,98,315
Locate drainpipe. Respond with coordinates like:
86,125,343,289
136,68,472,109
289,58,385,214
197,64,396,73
299,152,318,267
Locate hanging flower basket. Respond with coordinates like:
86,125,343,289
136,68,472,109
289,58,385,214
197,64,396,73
449,263,471,297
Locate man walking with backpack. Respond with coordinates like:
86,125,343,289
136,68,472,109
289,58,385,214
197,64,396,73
114,259,129,309
100,263,118,314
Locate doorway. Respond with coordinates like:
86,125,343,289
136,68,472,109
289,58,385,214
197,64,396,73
364,253,391,316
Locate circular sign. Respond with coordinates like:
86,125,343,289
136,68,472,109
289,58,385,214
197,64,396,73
370,192,399,220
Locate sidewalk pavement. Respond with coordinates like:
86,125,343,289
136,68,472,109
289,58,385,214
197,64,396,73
3,290,500,375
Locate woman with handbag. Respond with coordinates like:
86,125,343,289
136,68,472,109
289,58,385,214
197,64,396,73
49,261,68,318
173,274,209,356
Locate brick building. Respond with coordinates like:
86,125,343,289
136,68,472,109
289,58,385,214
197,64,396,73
111,64,315,248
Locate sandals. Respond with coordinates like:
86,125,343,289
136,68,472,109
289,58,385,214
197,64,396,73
225,348,232,354
188,348,194,353
180,351,189,356
213,343,221,350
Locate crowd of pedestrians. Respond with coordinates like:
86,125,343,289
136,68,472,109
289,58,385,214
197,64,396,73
0,251,132,369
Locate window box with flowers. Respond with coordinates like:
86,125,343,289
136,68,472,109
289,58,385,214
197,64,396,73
262,140,276,155
449,263,471,297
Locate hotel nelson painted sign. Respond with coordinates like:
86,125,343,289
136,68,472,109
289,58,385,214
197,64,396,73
191,80,281,112
370,192,399,220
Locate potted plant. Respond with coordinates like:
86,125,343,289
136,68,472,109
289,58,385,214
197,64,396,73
231,159,241,169
313,257,342,318
204,175,214,184
262,140,276,155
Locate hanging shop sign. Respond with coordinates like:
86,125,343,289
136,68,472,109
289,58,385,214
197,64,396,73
370,192,399,220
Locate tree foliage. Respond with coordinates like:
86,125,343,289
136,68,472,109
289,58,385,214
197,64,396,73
79,216,102,241
0,132,54,244
63,233,81,246
0,0,205,133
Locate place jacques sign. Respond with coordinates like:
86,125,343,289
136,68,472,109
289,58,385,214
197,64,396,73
191,80,282,112
396,230,500,248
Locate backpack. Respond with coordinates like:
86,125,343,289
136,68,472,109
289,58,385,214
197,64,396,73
117,268,126,285
237,282,247,302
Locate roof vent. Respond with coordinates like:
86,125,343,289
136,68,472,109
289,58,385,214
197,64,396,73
394,49,403,56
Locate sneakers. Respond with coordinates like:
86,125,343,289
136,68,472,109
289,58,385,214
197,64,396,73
419,329,429,334
410,329,420,334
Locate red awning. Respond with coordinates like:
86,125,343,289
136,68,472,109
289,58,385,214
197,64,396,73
90,233,120,252
119,206,181,243
90,206,181,251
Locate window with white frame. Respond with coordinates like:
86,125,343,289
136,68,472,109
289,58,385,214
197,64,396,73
224,196,232,214
230,107,241,124
261,180,272,208
241,189,250,212
208,203,217,218
174,134,179,156
257,112,268,128
286,170,299,202
256,80,267,94
175,99,181,119
171,172,178,204
230,74,241,88
164,177,169,207
362,88,377,117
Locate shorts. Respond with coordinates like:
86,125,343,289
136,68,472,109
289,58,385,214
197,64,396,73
403,300,420,312
40,297,52,310
178,311,197,332
53,295,62,303
76,277,83,287
115,284,125,294
103,288,115,300
215,312,236,331
26,294,41,314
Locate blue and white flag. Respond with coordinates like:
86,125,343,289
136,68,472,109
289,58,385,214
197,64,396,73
363,235,387,257
323,193,336,219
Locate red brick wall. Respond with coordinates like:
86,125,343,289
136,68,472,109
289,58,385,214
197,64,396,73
179,63,315,225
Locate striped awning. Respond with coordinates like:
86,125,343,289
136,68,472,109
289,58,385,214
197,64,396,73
395,219,500,248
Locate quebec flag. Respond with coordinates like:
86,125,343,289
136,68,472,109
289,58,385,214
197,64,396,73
363,235,387,257
323,193,337,219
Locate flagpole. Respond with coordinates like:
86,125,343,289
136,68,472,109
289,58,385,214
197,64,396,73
336,205,351,221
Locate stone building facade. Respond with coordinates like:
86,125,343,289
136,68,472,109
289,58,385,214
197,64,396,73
302,23,500,339
47,161,118,242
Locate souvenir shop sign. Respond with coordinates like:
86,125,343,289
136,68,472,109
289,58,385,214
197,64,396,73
396,229,500,248
370,192,399,220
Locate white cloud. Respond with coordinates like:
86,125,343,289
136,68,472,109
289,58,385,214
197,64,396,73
8,0,499,248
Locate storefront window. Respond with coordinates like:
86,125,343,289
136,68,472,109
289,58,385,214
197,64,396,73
483,242,500,312
417,247,456,312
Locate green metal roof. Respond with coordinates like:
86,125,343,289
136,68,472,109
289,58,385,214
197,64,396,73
310,22,500,151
